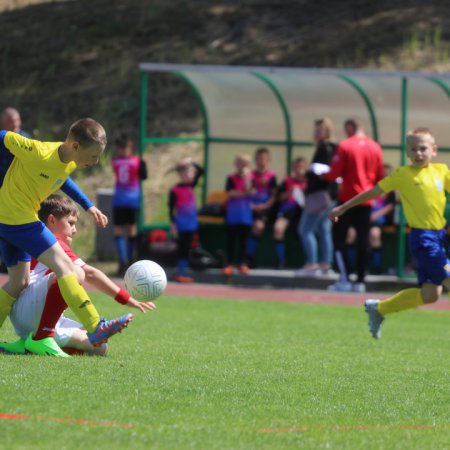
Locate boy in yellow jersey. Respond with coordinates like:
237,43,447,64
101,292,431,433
329,127,450,339
0,118,133,355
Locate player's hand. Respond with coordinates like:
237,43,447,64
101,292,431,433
329,206,343,223
87,206,108,228
127,297,157,313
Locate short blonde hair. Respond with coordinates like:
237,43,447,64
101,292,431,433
68,118,107,148
236,153,251,165
406,127,436,146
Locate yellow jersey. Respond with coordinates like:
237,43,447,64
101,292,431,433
378,163,450,230
0,131,77,225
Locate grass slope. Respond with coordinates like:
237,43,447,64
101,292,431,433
0,0,449,138
1,293,450,449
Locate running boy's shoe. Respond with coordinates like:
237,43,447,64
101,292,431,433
87,313,133,347
0,338,26,354
24,334,70,358
364,299,384,339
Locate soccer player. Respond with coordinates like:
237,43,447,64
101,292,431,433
223,154,255,275
329,127,450,339
1,195,156,357
246,147,278,267
168,157,204,283
0,118,133,355
112,134,148,275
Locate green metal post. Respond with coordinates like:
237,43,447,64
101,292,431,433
252,73,293,174
397,77,408,278
339,75,379,142
138,70,148,231
174,72,210,205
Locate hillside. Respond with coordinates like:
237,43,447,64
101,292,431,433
0,0,449,140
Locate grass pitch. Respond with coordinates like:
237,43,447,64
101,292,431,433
1,292,450,449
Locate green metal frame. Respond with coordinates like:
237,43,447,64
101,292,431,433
138,64,450,276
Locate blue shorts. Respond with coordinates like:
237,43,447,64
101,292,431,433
0,221,57,267
408,228,450,286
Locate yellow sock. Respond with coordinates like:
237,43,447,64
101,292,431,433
0,288,15,327
378,288,424,316
57,274,100,333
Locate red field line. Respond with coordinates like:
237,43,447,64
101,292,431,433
0,413,136,428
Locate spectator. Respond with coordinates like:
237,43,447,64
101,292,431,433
273,157,307,269
223,154,254,275
0,107,31,186
297,118,338,276
112,133,147,276
324,118,384,292
246,147,278,267
168,157,204,283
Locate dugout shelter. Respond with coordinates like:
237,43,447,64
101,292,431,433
138,63,450,276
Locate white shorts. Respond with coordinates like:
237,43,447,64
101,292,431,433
9,275,82,347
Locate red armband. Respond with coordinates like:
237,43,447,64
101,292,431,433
114,288,130,305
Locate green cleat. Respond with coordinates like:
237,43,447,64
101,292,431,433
24,334,70,358
0,338,26,354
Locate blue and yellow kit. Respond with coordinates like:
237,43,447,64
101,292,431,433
0,131,77,225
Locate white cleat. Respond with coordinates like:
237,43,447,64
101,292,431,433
327,280,353,292
364,299,384,339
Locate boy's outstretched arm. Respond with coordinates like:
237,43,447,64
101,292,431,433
329,185,383,222
82,264,156,313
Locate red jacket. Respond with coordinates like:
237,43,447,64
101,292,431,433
325,135,383,205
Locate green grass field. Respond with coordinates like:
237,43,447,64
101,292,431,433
2,292,450,449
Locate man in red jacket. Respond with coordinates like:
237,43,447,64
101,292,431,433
325,118,384,292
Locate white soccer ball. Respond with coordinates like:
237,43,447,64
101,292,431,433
124,260,167,301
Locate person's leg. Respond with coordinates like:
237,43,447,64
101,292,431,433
273,217,289,269
351,206,372,284
298,211,319,266
38,243,132,346
0,261,30,327
369,226,382,273
175,231,194,282
332,210,351,283
246,218,264,266
315,208,334,269
126,210,139,264
226,225,237,266
237,225,251,268
60,326,108,356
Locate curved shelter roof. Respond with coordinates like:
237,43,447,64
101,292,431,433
139,63,450,195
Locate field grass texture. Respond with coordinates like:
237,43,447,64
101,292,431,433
1,292,450,449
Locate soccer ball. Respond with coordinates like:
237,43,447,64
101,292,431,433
124,260,167,301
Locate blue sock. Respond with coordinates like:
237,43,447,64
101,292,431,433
372,248,382,270
177,258,188,276
115,236,127,263
346,245,356,273
246,236,258,260
274,240,285,267
127,237,136,263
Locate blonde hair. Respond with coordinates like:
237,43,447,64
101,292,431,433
314,118,334,140
235,153,251,165
68,118,107,148
407,127,436,146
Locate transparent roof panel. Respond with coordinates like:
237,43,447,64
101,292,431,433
183,72,286,140
267,74,372,143
351,76,402,145
408,78,450,148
